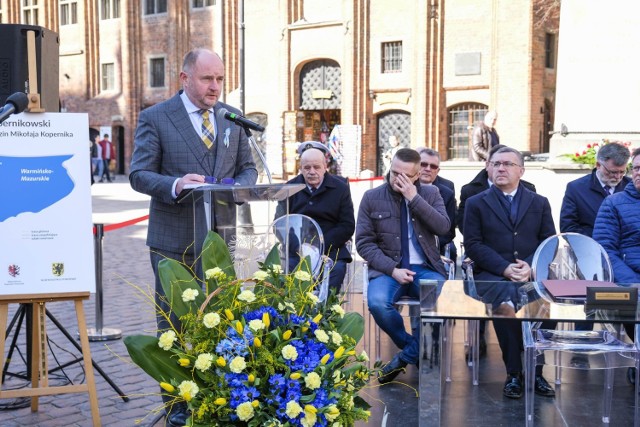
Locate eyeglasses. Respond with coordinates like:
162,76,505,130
599,162,627,177
420,162,440,170
489,161,522,169
390,169,419,179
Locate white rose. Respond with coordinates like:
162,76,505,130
203,312,221,328
158,330,177,350
181,288,199,302
238,290,256,303
194,353,214,372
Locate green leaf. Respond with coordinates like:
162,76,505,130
158,258,202,319
336,312,364,343
262,243,281,269
123,335,195,385
201,231,236,286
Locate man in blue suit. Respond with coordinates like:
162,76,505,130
130,48,257,426
560,141,631,237
463,146,556,400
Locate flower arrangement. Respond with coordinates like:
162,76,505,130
560,139,633,168
124,231,372,426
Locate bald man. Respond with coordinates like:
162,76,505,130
275,145,355,293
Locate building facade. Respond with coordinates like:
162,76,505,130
0,0,559,178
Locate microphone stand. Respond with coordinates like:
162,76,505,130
241,125,272,184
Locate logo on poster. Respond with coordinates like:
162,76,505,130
8,265,20,277
52,263,64,277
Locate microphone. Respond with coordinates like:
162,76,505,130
220,108,265,132
0,92,30,125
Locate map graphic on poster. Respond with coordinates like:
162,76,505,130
0,112,95,295
0,155,74,222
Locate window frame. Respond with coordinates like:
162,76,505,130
22,0,39,25
144,0,168,15
60,0,78,26
381,41,403,73
149,56,166,88
192,0,215,8
101,62,116,92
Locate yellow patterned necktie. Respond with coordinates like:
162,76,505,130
200,109,215,149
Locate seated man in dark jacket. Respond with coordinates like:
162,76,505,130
356,148,450,384
560,141,631,237
417,148,457,263
276,142,355,293
463,146,556,400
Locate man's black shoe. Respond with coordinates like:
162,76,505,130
167,408,189,427
628,367,636,385
479,336,487,358
378,353,407,384
569,354,590,369
503,374,522,399
534,375,555,397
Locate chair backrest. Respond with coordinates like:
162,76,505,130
531,232,613,282
271,214,325,277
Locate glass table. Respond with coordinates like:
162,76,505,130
418,280,640,426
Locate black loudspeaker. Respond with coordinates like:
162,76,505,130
0,24,60,112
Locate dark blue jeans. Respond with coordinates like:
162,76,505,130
367,264,445,365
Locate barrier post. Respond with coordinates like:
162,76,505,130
86,223,122,341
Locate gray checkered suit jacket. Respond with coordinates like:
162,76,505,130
130,92,258,255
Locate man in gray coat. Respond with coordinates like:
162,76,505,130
356,148,450,384
130,48,257,426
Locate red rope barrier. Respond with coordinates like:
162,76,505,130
346,176,384,183
93,214,149,235
90,176,383,235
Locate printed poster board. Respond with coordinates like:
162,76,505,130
0,112,95,295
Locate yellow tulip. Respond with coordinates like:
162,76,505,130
178,358,190,367
301,323,309,333
160,382,174,393
225,309,234,320
253,337,262,347
320,354,331,365
312,314,322,324
304,404,317,414
290,372,301,379
235,321,243,334
214,397,227,405
216,356,226,367
252,400,259,408
346,350,356,356
262,312,270,328
183,392,192,401
283,330,292,340
334,346,345,359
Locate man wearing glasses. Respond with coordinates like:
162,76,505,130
560,142,631,237
356,148,450,384
417,148,457,263
463,146,557,400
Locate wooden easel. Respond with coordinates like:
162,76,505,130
0,293,100,426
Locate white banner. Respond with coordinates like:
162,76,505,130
0,112,95,295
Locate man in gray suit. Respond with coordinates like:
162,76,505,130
130,48,257,426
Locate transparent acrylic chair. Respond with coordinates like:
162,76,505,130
522,232,639,426
458,257,480,385
271,214,332,302
362,248,455,364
